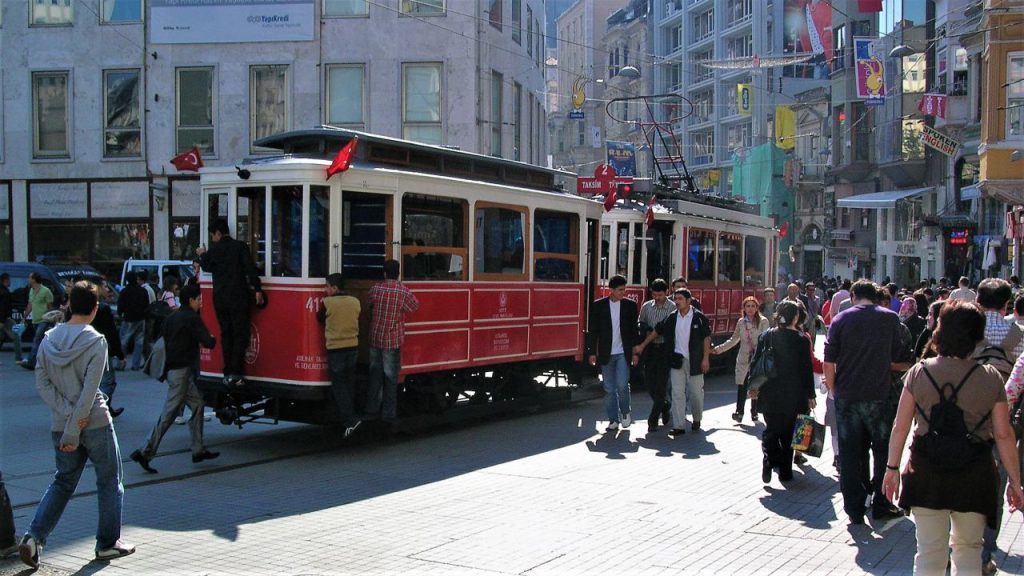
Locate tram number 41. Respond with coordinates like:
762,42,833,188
305,297,324,313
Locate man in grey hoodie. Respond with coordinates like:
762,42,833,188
17,281,135,570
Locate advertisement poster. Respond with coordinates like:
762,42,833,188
737,84,752,115
782,0,832,78
151,0,314,44
854,37,886,106
606,141,636,177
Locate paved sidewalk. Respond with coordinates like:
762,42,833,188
2,363,1024,574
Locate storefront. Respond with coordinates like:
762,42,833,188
0,183,11,261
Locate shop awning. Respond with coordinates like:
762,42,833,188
980,180,1024,205
836,187,932,209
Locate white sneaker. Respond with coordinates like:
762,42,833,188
606,421,620,432
621,413,632,428
173,416,187,425
95,539,135,560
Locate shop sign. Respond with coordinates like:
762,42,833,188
91,181,149,218
31,182,87,219
947,228,971,245
172,180,201,217
894,242,918,255
922,125,960,157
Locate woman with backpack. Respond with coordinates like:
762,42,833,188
883,300,1024,575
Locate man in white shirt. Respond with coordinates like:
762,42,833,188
949,276,977,302
587,275,640,432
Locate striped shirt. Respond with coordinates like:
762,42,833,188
368,279,419,350
638,298,675,344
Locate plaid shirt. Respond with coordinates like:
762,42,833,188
984,310,1024,360
368,279,419,349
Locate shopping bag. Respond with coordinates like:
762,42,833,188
791,414,825,457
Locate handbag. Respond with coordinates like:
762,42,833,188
745,328,776,391
791,414,825,458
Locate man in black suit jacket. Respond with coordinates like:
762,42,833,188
586,275,639,433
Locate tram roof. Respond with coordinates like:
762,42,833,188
251,127,577,194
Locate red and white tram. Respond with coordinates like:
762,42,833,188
197,128,602,426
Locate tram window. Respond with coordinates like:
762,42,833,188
401,193,467,280
616,223,629,279
270,186,302,278
475,203,527,279
718,232,742,283
207,189,228,222
646,221,673,285
687,228,715,282
744,235,766,286
632,223,644,286
237,187,267,275
600,224,610,281
534,210,578,282
309,186,330,278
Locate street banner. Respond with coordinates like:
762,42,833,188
917,93,948,119
737,84,753,115
921,125,960,157
854,37,886,106
606,141,636,177
775,106,796,150
151,0,315,44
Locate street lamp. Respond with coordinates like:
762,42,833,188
618,65,641,80
888,44,918,59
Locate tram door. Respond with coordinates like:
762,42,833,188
340,192,392,280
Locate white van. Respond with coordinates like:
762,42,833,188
120,259,195,291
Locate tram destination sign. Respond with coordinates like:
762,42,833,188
576,176,633,195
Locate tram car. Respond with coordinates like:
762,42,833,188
196,128,603,427
596,188,777,351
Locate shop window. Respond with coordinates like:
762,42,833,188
534,210,578,282
270,186,302,277
251,65,289,152
103,69,141,158
475,203,526,279
93,223,152,273
176,67,215,154
237,187,267,275
326,64,365,128
744,236,766,286
29,224,91,263
718,232,742,282
402,193,467,280
309,186,330,278
323,0,368,16
102,0,142,23
403,63,443,145
687,228,715,282
33,71,69,158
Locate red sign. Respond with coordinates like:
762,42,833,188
594,164,617,178
576,176,635,195
917,93,947,119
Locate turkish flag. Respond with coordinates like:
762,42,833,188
326,137,359,180
603,188,617,212
857,0,882,12
170,147,203,172
645,196,656,226
779,222,790,238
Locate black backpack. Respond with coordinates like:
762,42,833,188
912,364,992,471
145,300,173,341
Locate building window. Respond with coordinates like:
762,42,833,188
176,67,215,154
726,0,751,26
727,34,753,59
401,0,443,15
832,24,847,71
326,64,365,128
1008,53,1024,139
32,0,73,25
511,0,521,44
491,72,503,156
526,6,533,56
323,0,368,17
488,0,502,29
103,69,141,158
32,71,70,158
513,82,522,161
250,65,289,152
535,17,541,66
403,63,443,145
101,0,142,23
693,10,713,41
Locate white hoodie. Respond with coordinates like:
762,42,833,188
35,323,110,447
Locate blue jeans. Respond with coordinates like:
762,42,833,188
368,348,401,420
328,348,359,427
601,353,631,423
835,398,895,517
120,320,145,369
99,364,117,404
24,321,53,367
27,426,124,551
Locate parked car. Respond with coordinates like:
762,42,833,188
0,262,111,319
119,259,195,291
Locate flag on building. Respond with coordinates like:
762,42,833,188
737,84,753,115
775,105,796,150
326,137,359,179
917,93,948,119
170,147,203,172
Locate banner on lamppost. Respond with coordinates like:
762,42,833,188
606,141,636,177
854,37,886,106
737,84,753,115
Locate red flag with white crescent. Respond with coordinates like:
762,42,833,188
645,196,656,226
326,137,359,180
603,187,617,212
170,147,203,172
